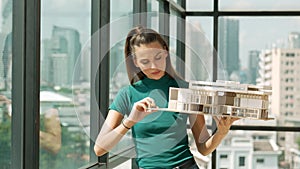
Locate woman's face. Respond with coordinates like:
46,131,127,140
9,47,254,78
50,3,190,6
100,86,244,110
133,41,168,80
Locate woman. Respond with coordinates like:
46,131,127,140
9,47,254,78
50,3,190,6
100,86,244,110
94,26,238,169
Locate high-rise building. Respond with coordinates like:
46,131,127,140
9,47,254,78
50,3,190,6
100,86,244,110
258,47,300,165
218,18,240,79
248,50,260,84
42,26,81,87
270,48,300,119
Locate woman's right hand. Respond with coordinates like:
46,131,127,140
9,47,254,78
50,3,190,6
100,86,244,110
127,97,157,123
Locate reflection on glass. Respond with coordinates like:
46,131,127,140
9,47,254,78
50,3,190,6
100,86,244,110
220,0,300,11
147,0,159,30
170,9,178,72
185,17,213,82
111,0,133,21
0,0,12,168
109,0,134,165
40,0,91,168
186,0,213,11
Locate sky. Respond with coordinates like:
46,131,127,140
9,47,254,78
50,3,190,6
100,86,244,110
39,0,300,69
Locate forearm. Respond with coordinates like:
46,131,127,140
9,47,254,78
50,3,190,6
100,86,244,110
94,119,135,156
197,130,228,156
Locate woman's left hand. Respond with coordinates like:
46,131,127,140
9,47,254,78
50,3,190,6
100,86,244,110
213,116,239,135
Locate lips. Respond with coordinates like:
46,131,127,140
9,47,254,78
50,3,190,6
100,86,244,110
151,70,161,75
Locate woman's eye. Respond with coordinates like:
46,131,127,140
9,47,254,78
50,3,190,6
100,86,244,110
141,60,149,64
155,55,162,60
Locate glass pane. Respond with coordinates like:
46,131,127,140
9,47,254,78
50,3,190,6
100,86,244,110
170,10,178,71
186,0,213,11
0,0,12,168
220,0,300,11
147,0,159,30
111,0,133,21
40,1,91,168
109,1,134,168
218,17,240,81
186,17,213,81
192,130,300,168
214,131,297,169
218,16,300,127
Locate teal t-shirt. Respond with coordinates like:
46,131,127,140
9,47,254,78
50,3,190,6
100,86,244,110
109,74,193,169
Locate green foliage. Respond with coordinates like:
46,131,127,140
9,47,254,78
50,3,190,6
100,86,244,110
0,114,11,169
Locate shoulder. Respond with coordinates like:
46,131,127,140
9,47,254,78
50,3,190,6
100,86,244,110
115,85,131,98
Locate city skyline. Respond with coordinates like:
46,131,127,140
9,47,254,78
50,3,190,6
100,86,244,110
1,1,300,168
37,0,300,71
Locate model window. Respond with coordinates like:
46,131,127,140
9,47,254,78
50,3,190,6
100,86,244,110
220,154,228,159
239,156,245,167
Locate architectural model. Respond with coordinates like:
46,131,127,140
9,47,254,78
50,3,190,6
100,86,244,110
154,80,273,120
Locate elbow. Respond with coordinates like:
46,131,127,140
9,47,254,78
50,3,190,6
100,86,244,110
197,147,209,156
199,149,210,156
94,145,107,157
196,143,210,156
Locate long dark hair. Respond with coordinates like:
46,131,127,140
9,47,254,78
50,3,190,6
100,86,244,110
124,26,182,84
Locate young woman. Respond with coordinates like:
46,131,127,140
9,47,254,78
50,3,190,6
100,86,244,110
94,26,238,169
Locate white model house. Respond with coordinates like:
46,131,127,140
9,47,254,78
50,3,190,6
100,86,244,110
166,80,273,120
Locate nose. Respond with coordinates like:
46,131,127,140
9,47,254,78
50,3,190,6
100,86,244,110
150,62,158,69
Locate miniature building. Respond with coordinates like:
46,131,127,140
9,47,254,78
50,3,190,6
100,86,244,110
167,80,273,120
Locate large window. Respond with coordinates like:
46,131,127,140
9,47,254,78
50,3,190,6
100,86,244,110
219,0,300,11
0,1,12,168
8,0,300,169
40,0,91,168
185,1,300,169
109,0,135,167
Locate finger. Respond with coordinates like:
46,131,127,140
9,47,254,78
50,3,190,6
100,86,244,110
141,103,149,111
144,100,152,108
213,116,220,123
222,116,228,121
213,116,223,126
219,117,225,126
142,97,152,107
140,99,152,109
230,117,240,124
225,117,231,125
146,97,156,108
136,103,148,112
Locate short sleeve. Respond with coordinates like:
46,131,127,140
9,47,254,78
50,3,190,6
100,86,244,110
109,86,131,116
